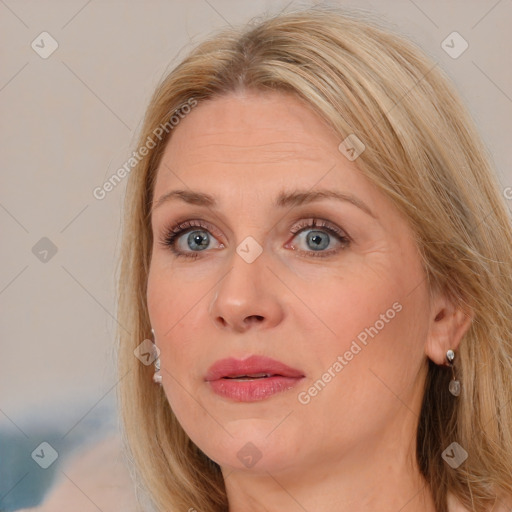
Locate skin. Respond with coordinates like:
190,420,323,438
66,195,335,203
147,90,473,512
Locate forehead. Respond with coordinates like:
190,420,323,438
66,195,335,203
169,90,336,147
154,90,360,191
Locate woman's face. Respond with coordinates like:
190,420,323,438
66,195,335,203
147,90,433,476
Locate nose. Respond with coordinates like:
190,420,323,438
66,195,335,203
208,246,285,333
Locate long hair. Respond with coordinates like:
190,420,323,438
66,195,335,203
116,7,512,512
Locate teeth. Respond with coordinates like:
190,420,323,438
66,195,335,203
225,373,272,379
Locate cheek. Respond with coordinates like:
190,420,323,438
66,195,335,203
147,274,203,426
146,265,200,375
147,259,199,329
309,260,428,381
302,266,399,345
297,293,427,440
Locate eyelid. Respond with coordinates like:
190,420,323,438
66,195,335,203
159,212,349,237
289,217,350,239
285,218,351,257
158,216,351,260
159,219,224,243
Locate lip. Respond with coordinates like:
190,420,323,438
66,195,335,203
205,355,305,402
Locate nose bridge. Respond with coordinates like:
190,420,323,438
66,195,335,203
209,235,284,331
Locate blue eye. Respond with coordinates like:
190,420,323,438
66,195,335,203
294,230,334,251
159,218,351,260
182,231,210,251
159,220,222,260
287,218,351,257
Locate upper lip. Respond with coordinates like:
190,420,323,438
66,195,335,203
205,355,305,381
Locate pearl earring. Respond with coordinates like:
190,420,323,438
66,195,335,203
151,328,162,385
446,349,460,396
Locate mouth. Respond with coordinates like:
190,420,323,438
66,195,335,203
205,355,305,402
205,355,304,381
222,373,277,380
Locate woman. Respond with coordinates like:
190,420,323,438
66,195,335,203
116,7,512,512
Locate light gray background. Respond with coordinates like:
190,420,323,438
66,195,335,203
1,0,511,510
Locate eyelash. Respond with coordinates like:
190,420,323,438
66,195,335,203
158,218,351,260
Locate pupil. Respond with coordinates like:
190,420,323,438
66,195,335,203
308,231,328,250
188,231,209,251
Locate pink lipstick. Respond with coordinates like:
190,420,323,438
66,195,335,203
205,355,305,402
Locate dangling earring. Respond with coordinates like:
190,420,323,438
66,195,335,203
446,349,460,396
151,328,162,385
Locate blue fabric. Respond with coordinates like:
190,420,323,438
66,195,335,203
0,400,117,511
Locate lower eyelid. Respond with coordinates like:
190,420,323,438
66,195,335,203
165,233,349,260
286,232,350,256
160,219,351,256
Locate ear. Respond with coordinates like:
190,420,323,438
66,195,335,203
425,290,474,365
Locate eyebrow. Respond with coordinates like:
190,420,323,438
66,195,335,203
152,188,376,218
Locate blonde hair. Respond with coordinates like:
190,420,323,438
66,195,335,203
116,6,512,512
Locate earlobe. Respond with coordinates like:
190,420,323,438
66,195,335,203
425,296,474,366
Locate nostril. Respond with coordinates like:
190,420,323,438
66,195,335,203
245,315,264,323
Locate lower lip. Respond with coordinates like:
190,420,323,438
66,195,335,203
207,376,303,402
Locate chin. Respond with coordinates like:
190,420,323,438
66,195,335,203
192,425,299,473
